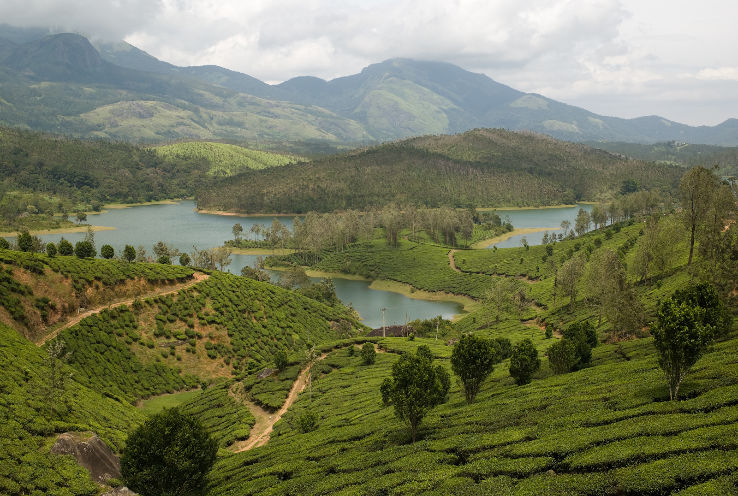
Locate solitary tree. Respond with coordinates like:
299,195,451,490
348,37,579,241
574,208,591,237
509,338,540,385
179,253,191,266
75,212,87,224
651,298,714,400
451,334,497,403
100,244,114,259
123,244,136,263
672,283,732,339
558,254,585,309
121,409,217,496
380,346,450,442
361,342,376,365
45,242,57,257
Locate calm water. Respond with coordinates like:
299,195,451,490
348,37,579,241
5,201,593,326
485,204,594,248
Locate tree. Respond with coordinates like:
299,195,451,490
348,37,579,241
123,244,136,263
651,298,714,400
680,166,720,265
179,253,191,266
672,283,732,339
279,266,310,289
274,350,289,371
361,342,376,365
574,208,591,237
58,238,74,256
509,338,540,385
591,204,607,229
100,244,114,259
451,334,497,403
17,231,33,252
158,255,171,264
380,346,450,442
232,223,244,242
241,265,270,282
44,338,69,413
74,240,96,259
558,254,585,309
45,242,57,257
547,339,577,374
75,212,87,224
121,408,217,496
484,278,528,323
0,237,9,250
561,321,598,369
560,220,571,238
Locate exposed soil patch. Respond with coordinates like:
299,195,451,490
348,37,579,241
37,272,209,346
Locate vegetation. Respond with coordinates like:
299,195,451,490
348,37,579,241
153,141,304,176
380,345,451,442
121,408,218,496
451,334,497,403
360,342,376,365
509,338,541,385
198,129,682,213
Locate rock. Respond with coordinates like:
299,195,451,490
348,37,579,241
258,367,275,379
103,487,137,496
547,469,556,476
50,432,121,483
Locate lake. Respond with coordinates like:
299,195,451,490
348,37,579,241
5,201,593,327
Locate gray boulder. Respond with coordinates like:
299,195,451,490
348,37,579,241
50,432,121,483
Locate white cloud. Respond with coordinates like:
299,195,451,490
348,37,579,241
2,0,738,125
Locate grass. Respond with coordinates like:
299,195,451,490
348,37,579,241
138,389,202,416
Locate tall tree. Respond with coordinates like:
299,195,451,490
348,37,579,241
574,208,591,236
679,166,720,265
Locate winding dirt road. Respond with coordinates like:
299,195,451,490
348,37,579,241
36,272,209,346
448,250,460,273
232,351,332,452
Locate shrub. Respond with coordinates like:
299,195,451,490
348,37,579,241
361,342,376,365
100,244,114,259
17,231,33,252
547,339,577,374
509,339,540,386
0,237,9,249
451,334,497,403
58,238,73,255
274,350,289,371
45,242,57,257
562,321,598,370
121,408,217,496
179,253,191,266
494,337,513,360
296,410,319,433
74,241,96,259
158,255,172,265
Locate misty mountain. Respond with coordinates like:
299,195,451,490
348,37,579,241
0,26,736,145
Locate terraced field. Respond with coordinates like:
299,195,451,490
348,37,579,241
207,330,738,495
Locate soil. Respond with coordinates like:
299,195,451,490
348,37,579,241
36,272,209,346
448,250,460,273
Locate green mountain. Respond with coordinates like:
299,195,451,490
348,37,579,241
0,26,737,145
197,128,683,213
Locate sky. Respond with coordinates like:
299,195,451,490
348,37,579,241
2,0,738,126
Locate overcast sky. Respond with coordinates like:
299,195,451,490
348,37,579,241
2,0,738,126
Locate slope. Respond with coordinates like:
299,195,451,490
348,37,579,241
196,128,682,213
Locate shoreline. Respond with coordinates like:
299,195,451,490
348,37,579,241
265,265,475,319
230,248,297,255
470,227,559,249
0,225,117,237
197,209,301,218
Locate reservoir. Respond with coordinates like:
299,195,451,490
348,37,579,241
7,201,593,327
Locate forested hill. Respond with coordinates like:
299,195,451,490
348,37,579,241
196,129,684,214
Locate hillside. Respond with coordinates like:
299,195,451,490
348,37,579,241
152,141,304,176
0,27,737,145
585,140,738,176
197,129,683,213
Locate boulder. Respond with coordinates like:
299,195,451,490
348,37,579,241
103,487,137,496
50,432,121,483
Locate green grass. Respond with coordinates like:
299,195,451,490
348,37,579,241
138,389,202,416
153,141,304,177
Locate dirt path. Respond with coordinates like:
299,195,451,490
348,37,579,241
36,272,210,346
232,351,331,452
448,249,460,273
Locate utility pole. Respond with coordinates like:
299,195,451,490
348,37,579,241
382,307,387,338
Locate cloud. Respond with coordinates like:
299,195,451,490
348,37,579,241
2,0,738,125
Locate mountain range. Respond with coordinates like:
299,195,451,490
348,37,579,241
1,25,737,145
